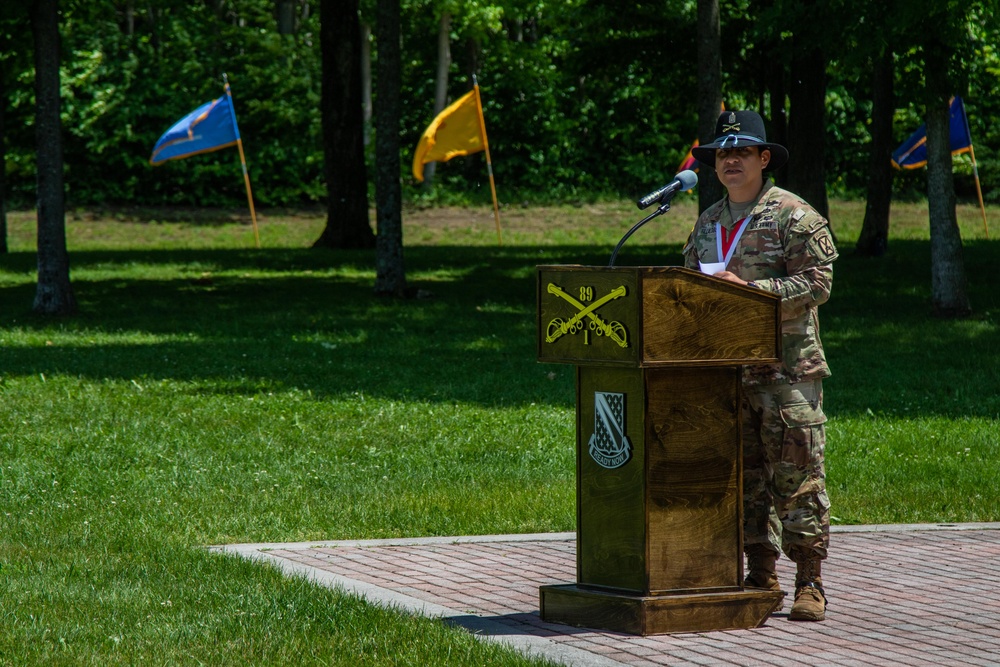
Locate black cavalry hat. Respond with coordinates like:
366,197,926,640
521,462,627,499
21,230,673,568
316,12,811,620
691,110,789,172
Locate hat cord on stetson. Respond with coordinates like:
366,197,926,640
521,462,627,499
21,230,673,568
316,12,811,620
719,134,763,149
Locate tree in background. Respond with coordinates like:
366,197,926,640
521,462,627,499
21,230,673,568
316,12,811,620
3,2,1000,224
721,0,786,174
275,0,309,34
0,45,8,254
419,4,453,187
29,0,75,315
696,0,723,211
374,0,406,297
922,8,971,317
728,0,832,221
814,0,902,257
831,0,904,257
549,0,697,201
854,24,896,257
780,0,830,220
314,0,375,249
0,5,32,254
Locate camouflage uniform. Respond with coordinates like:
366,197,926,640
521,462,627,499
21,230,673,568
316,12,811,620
682,180,838,562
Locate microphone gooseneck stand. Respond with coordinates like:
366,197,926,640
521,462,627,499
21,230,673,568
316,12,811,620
607,199,675,268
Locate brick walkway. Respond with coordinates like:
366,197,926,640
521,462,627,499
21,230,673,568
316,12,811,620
214,524,1000,667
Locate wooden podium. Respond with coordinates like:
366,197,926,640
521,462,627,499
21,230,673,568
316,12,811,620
536,265,784,635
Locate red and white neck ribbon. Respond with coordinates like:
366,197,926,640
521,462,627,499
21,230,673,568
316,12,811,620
715,217,749,268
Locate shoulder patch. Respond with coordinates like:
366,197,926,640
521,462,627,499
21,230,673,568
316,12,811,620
791,208,807,221
808,228,839,263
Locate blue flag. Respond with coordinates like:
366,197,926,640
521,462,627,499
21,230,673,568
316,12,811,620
891,96,973,170
149,95,240,165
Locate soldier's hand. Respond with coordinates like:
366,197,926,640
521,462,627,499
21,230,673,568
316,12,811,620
711,270,749,286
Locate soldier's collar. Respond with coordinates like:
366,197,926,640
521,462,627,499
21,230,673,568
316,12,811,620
719,180,773,226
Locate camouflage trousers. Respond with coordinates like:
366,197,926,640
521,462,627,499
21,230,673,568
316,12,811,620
742,380,830,562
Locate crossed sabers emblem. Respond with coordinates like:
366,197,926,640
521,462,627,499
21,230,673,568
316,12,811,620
545,283,628,348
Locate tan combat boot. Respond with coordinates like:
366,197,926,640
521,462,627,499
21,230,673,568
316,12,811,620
789,559,827,621
744,544,781,592
744,544,783,611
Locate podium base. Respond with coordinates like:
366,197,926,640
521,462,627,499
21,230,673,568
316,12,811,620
539,584,785,635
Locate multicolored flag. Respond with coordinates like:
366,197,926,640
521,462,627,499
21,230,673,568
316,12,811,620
891,96,972,170
677,140,698,173
678,103,725,175
891,96,989,238
148,76,261,246
149,96,240,165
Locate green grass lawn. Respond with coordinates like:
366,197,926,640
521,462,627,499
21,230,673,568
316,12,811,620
0,199,997,664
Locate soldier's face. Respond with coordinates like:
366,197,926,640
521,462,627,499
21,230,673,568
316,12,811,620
715,146,770,196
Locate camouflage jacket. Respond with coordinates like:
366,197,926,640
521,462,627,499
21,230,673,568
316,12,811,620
682,181,838,385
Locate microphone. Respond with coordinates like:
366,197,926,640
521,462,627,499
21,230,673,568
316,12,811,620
636,170,698,209
609,169,698,267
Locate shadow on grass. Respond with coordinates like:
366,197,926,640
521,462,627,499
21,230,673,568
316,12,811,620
1,245,591,408
821,239,998,419
0,240,997,417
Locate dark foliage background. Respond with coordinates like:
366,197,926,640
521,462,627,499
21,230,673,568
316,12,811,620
2,0,999,208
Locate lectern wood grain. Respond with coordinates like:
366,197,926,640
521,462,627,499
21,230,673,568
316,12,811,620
646,367,741,593
641,270,781,364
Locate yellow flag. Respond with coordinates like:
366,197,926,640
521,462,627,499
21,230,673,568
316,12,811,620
412,90,485,182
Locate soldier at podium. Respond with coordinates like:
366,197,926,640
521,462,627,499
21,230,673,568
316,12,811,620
684,110,838,622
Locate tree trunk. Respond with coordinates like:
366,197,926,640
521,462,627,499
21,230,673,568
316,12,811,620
856,49,894,257
422,11,452,187
924,39,971,317
695,0,723,212
764,46,787,189
0,56,8,254
786,39,829,221
30,0,76,315
464,36,480,81
361,22,372,145
461,36,483,181
432,13,451,117
314,0,375,249
145,5,162,53
276,0,295,34
373,0,406,297
205,0,225,19
124,1,135,36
